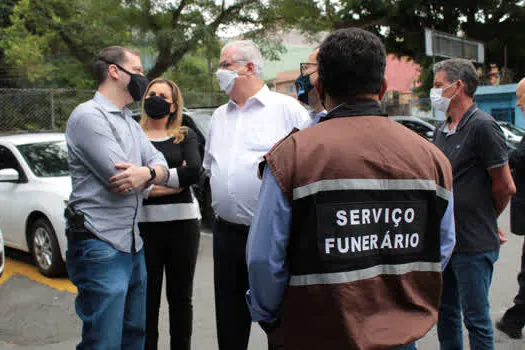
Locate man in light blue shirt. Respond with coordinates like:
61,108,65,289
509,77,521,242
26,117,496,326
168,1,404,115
65,46,169,350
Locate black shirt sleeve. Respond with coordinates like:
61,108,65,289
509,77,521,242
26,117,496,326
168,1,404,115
476,118,508,169
178,128,201,187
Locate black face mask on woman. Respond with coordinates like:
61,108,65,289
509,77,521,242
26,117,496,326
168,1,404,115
144,96,173,119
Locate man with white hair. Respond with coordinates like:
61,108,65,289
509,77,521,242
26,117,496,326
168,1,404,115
203,40,309,349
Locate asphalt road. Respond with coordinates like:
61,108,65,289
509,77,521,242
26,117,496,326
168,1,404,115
1,208,525,349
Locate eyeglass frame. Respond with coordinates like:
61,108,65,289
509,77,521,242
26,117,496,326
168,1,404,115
300,62,318,77
218,59,249,70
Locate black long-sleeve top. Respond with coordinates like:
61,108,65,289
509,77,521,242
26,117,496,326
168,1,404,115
140,128,202,222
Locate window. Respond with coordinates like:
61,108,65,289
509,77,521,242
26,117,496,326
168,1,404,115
0,146,26,182
491,108,515,124
286,84,295,93
17,141,69,177
0,146,19,170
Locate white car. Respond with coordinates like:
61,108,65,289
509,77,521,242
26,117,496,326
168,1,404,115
390,116,435,141
497,121,524,149
0,133,70,277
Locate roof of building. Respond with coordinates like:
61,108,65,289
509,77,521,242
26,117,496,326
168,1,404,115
264,45,317,81
475,83,518,96
276,69,301,83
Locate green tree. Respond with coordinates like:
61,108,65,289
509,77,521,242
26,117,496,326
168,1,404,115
0,0,19,87
1,0,132,88
276,0,525,95
1,0,285,87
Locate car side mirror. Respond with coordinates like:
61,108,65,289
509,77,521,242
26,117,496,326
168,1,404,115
0,168,20,182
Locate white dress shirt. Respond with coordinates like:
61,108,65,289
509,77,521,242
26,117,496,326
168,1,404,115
203,85,310,225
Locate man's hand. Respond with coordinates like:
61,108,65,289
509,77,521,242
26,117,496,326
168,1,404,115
488,164,516,216
498,226,508,245
109,163,151,194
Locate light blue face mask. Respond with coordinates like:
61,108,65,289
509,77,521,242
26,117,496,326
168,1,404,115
430,81,458,113
215,68,241,94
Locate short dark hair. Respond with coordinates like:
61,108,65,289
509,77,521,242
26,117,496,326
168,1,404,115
433,58,478,97
317,28,386,101
93,46,140,86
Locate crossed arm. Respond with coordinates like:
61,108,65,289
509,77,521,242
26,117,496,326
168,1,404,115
66,112,168,194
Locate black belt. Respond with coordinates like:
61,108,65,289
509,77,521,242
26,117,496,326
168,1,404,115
216,217,250,234
66,229,98,241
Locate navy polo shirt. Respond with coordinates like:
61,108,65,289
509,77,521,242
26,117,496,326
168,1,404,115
433,104,508,253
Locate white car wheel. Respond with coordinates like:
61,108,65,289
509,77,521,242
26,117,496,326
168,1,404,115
30,218,65,277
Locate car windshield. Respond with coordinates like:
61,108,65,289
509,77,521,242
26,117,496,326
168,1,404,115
500,122,525,137
17,140,70,177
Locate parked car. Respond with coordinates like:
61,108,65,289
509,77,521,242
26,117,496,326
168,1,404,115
391,115,519,152
390,116,435,141
0,228,4,278
419,116,444,128
184,108,215,227
0,133,70,277
497,121,524,150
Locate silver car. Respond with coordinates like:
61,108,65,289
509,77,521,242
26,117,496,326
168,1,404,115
390,116,436,141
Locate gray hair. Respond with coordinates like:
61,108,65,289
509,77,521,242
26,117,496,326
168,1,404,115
433,58,478,97
221,40,264,79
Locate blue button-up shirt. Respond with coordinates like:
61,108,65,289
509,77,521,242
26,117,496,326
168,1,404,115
66,92,167,252
309,109,327,126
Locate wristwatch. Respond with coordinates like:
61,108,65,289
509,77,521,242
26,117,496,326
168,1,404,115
147,166,156,182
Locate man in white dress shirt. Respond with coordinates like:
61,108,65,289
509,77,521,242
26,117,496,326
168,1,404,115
203,40,310,350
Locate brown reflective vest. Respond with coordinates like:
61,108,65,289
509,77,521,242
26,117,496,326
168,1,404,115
264,115,453,350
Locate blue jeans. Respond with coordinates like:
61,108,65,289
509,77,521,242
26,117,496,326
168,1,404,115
437,250,499,350
66,238,147,350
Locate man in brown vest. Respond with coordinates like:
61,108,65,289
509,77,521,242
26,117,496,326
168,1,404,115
245,28,456,349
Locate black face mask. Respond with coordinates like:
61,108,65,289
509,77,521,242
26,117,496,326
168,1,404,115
144,96,173,119
103,60,149,101
295,74,314,105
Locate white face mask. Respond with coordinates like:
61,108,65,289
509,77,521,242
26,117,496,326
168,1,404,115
430,81,458,113
215,68,240,94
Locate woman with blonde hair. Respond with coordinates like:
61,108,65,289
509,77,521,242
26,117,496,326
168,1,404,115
138,77,201,350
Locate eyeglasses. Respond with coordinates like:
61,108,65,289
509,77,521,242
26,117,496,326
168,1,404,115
218,61,233,69
300,62,317,77
218,60,249,69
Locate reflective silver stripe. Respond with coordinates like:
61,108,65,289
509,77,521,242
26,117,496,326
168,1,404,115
289,262,441,286
293,179,450,201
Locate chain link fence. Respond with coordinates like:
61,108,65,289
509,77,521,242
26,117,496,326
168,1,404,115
0,89,229,132
0,88,437,133
0,89,95,132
